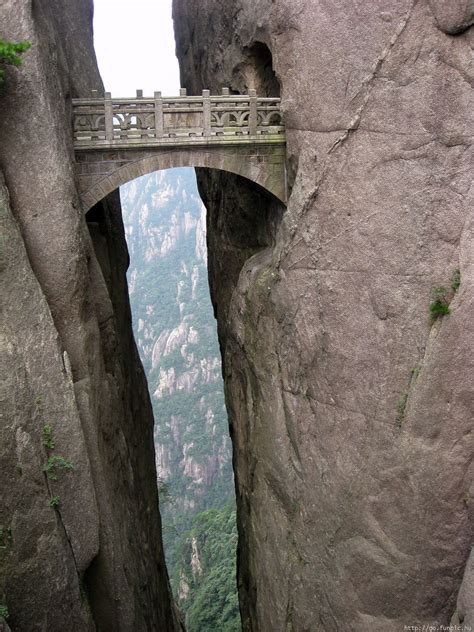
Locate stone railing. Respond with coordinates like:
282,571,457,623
72,88,285,147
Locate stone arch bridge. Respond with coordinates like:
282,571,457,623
73,88,286,211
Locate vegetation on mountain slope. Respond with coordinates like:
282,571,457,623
121,168,240,629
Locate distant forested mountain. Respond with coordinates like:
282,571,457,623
121,168,239,630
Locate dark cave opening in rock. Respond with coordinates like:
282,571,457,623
234,41,281,98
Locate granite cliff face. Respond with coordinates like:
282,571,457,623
2,0,473,630
173,1,474,630
0,2,180,630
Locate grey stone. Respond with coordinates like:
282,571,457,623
76,144,286,211
0,1,181,630
452,548,474,629
72,91,286,208
429,0,474,34
173,0,474,629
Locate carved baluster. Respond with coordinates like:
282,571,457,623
135,90,143,136
90,90,99,140
104,92,114,142
179,88,187,127
249,89,257,136
202,89,211,137
154,91,163,138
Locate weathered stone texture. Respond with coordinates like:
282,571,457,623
0,1,180,630
452,547,474,628
0,617,11,632
76,144,287,211
173,0,474,629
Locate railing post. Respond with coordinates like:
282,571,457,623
221,87,229,96
179,88,187,96
154,91,163,138
249,89,257,136
202,89,211,137
136,89,143,98
104,91,114,141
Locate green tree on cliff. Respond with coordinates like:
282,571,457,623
174,501,241,632
0,39,31,85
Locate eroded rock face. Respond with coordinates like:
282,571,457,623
429,0,474,34
173,0,474,630
0,1,180,630
452,547,474,628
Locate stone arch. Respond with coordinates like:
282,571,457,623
77,144,286,212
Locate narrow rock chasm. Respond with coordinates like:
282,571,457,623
1,0,473,630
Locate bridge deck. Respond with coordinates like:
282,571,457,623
73,88,285,150
73,89,287,209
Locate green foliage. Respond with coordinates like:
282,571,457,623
175,501,241,632
0,526,12,549
43,455,73,480
429,270,461,323
122,169,238,625
41,426,72,481
0,39,31,85
0,604,9,619
158,479,171,505
49,495,61,508
451,268,461,292
429,286,451,322
42,425,55,451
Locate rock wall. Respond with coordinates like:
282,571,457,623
0,2,181,630
173,0,474,630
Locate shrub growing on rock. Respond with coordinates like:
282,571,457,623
0,39,31,86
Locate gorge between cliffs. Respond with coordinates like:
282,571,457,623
1,0,474,631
